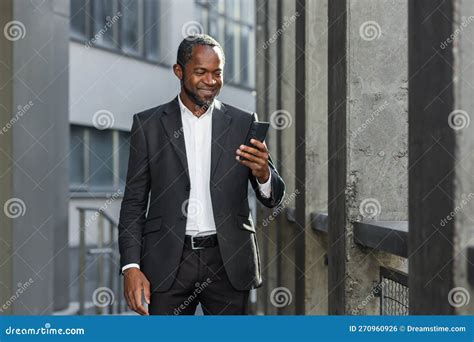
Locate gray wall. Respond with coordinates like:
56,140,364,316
0,0,70,314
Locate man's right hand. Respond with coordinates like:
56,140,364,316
123,268,151,315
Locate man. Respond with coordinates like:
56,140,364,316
118,34,285,315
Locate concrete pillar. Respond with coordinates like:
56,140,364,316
0,0,69,314
302,0,329,315
276,0,297,315
328,0,408,314
409,0,474,314
256,0,330,315
254,0,267,314
255,0,279,315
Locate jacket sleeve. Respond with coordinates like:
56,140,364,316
248,112,286,208
118,114,150,271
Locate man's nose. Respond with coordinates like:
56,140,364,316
203,74,217,85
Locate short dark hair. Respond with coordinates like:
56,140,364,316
176,34,225,68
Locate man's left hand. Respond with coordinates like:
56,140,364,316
236,139,270,183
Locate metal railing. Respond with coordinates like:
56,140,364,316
285,208,410,314
378,267,409,315
77,207,124,315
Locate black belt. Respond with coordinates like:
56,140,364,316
184,234,218,250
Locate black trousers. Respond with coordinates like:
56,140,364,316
148,242,250,315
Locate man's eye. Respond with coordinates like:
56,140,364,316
195,71,205,76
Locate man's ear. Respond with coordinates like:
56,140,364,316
173,64,183,81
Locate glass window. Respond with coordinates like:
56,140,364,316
120,0,142,56
224,22,237,83
88,129,114,190
69,125,133,193
196,0,255,88
215,0,225,14
240,25,250,86
70,0,87,39
70,126,85,188
70,0,161,64
225,0,239,20
91,0,117,48
144,0,159,61
241,0,254,25
208,16,218,39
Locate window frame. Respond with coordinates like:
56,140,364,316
69,125,131,195
69,0,167,67
196,0,256,89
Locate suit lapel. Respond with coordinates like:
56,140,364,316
159,96,232,182
160,96,190,181
210,100,232,180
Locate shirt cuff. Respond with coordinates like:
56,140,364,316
122,263,140,274
257,167,272,198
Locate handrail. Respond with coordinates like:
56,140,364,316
284,209,329,234
306,211,407,258
76,207,123,315
353,220,408,258
76,206,119,227
285,207,296,223
311,212,328,233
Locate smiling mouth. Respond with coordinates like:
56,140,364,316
198,89,216,95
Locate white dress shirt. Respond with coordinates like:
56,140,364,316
122,95,272,273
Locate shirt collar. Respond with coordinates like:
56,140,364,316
178,94,214,118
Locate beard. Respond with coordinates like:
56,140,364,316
181,73,217,109
182,82,207,107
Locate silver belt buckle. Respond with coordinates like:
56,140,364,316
191,235,205,250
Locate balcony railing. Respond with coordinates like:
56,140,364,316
76,207,124,315
284,208,409,315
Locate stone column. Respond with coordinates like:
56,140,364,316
409,0,474,314
302,0,329,315
328,0,408,314
0,0,70,314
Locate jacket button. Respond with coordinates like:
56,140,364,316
185,184,190,191
180,215,186,221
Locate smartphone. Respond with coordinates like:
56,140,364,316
241,121,270,161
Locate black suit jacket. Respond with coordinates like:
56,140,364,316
118,96,285,292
